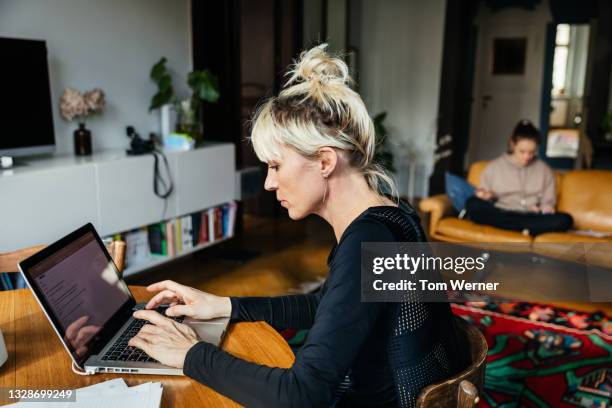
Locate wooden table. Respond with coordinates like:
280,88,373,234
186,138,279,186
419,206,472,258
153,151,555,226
0,286,295,406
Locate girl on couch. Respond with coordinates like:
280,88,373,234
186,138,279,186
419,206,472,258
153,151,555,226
465,120,573,235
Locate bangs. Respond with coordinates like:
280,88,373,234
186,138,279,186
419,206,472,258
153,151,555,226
250,96,349,163
250,100,284,163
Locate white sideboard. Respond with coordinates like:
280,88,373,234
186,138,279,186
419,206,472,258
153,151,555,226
0,143,235,253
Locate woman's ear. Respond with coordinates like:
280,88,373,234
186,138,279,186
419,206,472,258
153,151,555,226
317,147,338,177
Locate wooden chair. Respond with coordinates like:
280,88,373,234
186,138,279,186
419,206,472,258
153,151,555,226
0,241,126,277
416,316,488,407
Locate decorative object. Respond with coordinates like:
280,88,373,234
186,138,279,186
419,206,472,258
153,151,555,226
163,133,195,152
59,88,106,156
148,57,219,143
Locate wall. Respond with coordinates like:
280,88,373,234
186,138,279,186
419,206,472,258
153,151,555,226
356,0,447,198
0,0,191,155
326,0,347,54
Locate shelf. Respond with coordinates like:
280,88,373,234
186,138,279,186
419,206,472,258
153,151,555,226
123,235,233,277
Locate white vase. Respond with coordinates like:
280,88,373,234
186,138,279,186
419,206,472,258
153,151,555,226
160,104,177,138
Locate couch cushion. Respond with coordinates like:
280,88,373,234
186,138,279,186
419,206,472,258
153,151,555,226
436,217,532,243
557,170,612,232
466,161,489,186
534,232,612,243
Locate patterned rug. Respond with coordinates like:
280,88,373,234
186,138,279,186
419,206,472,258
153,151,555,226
452,303,612,407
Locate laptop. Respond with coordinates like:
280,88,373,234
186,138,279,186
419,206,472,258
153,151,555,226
18,223,229,376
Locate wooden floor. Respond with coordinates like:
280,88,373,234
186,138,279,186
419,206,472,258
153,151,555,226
126,213,611,315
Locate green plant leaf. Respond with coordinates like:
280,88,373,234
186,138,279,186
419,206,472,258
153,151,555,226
188,69,220,103
149,88,174,111
150,57,168,82
149,57,176,111
158,74,173,92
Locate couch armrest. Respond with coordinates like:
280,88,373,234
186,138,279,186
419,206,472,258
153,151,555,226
419,194,454,236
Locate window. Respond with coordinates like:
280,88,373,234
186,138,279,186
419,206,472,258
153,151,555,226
552,24,570,96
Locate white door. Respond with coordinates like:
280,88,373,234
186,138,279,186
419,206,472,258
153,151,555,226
466,4,550,166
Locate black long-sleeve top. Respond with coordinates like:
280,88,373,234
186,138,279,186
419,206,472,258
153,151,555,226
183,205,464,407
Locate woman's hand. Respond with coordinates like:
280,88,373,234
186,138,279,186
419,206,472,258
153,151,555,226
540,205,555,214
475,188,494,201
128,310,199,369
530,205,555,214
145,280,232,320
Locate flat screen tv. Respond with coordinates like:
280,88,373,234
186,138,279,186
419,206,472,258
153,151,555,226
0,37,55,157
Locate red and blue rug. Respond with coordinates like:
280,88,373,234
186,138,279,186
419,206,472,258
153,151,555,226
452,302,611,407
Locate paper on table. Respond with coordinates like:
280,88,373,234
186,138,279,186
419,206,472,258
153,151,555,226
7,379,162,408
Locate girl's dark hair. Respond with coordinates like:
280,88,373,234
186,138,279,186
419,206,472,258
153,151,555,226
508,120,540,152
511,119,540,143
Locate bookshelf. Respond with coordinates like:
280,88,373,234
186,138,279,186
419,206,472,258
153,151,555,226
110,201,237,277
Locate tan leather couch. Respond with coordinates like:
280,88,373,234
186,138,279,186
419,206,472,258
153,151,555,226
419,161,612,243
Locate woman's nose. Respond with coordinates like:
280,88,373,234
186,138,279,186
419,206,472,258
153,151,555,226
264,171,278,191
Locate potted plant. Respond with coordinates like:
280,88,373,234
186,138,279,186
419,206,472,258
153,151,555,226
149,57,219,143
59,88,106,156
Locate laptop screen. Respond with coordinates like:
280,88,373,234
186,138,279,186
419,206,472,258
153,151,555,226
23,227,132,364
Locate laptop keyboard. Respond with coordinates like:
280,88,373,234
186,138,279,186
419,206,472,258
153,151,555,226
101,307,184,363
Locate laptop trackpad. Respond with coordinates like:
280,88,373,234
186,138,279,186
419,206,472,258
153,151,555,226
184,317,229,345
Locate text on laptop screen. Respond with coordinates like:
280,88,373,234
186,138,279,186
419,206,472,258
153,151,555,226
28,232,131,359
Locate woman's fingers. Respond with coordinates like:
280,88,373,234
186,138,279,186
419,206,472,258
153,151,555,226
128,335,151,352
165,304,195,317
133,310,173,328
147,280,186,295
138,323,162,335
133,331,158,344
145,289,180,310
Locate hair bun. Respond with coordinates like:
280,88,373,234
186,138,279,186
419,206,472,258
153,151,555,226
285,43,349,87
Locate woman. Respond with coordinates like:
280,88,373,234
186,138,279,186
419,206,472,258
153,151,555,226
128,45,467,407
465,120,573,236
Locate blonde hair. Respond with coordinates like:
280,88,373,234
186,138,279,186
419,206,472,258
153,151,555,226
250,44,398,199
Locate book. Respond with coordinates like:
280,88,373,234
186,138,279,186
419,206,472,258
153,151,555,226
222,205,229,237
223,201,237,238
148,224,164,255
199,211,209,244
181,215,193,251
175,218,182,254
160,222,167,255
125,228,151,268
191,212,201,247
215,207,223,240
208,208,216,242
166,220,175,257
